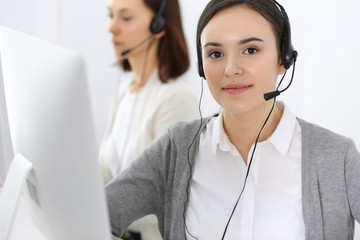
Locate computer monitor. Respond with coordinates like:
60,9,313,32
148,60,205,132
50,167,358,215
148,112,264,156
0,26,111,240
0,47,14,185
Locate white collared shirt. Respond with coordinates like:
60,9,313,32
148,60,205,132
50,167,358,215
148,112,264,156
185,102,305,240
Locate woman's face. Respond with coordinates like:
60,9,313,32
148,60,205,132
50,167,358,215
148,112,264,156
108,0,154,58
201,5,285,116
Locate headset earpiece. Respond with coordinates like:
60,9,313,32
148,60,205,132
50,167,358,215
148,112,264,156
150,0,167,34
150,17,166,34
197,52,205,79
198,61,205,79
273,0,298,69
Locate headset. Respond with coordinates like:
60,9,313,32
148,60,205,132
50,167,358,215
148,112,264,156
197,0,298,79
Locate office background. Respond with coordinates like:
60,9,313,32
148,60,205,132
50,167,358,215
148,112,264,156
1,0,359,148
1,0,360,238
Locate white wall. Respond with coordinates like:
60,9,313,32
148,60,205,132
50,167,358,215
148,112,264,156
1,0,360,238
287,0,360,149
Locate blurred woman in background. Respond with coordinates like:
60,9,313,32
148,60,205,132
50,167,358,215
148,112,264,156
99,0,198,239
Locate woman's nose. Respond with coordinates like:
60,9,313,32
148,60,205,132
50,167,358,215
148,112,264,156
108,18,120,35
224,55,244,77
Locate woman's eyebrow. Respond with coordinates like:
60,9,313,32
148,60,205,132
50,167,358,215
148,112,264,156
203,37,264,49
239,37,264,45
107,7,131,14
203,42,221,49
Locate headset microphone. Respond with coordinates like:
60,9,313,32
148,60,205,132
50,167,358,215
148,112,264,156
264,90,281,101
263,51,298,101
121,49,130,56
120,35,153,56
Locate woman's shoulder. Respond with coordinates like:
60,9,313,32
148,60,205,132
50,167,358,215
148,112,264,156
158,75,194,92
168,117,204,133
166,116,212,141
147,75,198,105
114,78,132,96
297,118,356,153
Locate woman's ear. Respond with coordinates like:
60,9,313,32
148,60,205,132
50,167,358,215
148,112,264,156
278,63,286,75
154,30,166,39
278,57,286,75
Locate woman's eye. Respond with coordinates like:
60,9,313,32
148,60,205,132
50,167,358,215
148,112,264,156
122,16,132,21
209,51,223,59
244,47,258,55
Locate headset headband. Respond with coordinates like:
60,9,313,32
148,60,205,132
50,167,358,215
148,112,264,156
197,0,297,78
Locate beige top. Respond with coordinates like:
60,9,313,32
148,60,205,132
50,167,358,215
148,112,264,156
99,69,199,184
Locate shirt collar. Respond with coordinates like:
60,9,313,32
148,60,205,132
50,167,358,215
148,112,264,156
211,102,297,156
266,102,297,155
212,110,241,156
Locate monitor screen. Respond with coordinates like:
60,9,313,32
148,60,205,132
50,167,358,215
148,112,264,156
0,46,14,184
0,26,111,240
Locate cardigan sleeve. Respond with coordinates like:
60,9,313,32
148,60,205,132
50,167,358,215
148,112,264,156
344,140,360,222
105,131,171,238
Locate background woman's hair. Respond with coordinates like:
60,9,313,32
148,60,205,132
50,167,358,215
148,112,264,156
196,0,284,72
120,0,190,83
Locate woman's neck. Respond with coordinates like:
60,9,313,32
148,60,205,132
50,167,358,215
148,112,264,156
128,39,159,93
222,101,283,164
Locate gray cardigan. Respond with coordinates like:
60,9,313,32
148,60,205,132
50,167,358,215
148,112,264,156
106,116,360,240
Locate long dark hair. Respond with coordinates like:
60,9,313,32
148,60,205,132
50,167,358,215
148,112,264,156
196,0,284,75
120,0,190,83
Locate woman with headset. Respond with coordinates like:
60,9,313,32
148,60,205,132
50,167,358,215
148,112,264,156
100,0,198,239
105,0,360,239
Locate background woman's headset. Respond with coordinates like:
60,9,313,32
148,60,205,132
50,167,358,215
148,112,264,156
150,0,167,34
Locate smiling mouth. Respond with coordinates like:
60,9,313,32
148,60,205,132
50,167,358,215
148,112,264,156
223,84,253,90
222,84,252,95
223,86,251,90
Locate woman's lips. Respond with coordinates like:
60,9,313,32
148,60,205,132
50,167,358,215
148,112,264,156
222,84,252,95
112,40,123,46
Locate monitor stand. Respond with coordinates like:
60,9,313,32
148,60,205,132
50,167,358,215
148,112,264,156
0,154,33,240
